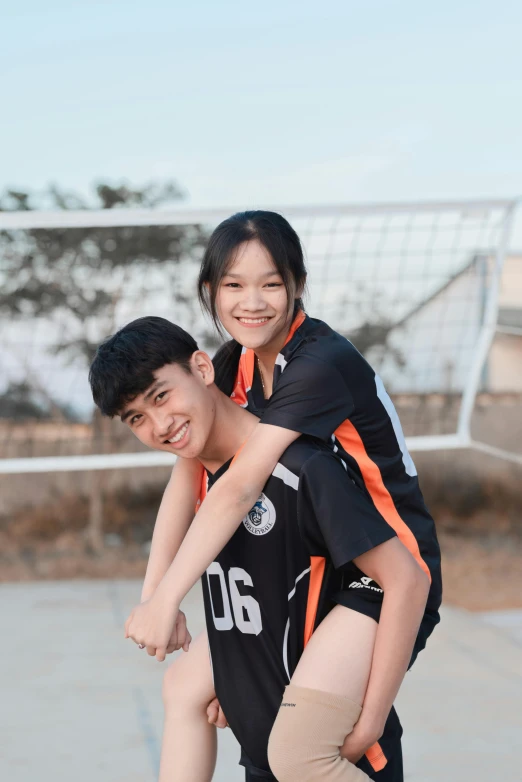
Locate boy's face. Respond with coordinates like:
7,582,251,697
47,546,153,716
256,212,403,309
119,353,216,460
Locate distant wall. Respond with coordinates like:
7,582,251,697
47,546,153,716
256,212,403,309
1,393,521,538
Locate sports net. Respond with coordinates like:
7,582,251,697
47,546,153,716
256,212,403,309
0,199,519,475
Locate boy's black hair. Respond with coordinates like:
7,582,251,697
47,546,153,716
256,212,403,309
89,316,198,417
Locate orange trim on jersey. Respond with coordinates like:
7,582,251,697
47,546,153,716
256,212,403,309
231,348,255,408
366,742,387,772
195,468,208,514
284,309,306,345
303,555,326,647
334,419,431,582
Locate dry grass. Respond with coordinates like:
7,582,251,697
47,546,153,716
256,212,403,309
1,525,521,613
439,531,522,611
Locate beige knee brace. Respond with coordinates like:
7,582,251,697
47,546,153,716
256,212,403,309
267,684,371,782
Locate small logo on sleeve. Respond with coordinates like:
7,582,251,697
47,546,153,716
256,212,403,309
348,576,383,593
242,493,276,536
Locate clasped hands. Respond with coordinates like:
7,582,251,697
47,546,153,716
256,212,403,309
125,592,189,661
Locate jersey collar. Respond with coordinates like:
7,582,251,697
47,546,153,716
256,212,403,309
236,310,307,393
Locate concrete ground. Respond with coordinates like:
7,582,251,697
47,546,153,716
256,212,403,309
1,581,520,782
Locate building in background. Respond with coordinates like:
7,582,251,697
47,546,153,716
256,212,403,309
373,253,522,394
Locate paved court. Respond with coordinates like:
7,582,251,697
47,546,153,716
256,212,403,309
1,580,521,782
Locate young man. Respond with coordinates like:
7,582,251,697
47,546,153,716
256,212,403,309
89,316,437,782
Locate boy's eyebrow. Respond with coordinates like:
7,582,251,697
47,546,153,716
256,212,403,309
120,380,168,423
143,380,167,402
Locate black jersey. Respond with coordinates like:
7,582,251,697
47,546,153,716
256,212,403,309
232,312,442,655
201,438,403,778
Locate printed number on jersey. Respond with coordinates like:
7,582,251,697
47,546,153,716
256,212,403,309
206,562,262,636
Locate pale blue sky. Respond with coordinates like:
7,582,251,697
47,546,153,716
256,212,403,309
2,1,522,231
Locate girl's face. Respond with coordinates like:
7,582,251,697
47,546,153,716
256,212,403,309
216,239,297,354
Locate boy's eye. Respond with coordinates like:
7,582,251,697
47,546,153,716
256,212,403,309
155,391,167,402
130,414,141,425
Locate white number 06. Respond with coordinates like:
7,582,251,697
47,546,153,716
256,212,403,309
206,562,262,636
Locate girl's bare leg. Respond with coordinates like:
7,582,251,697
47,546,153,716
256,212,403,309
268,605,377,782
159,630,217,782
291,605,376,701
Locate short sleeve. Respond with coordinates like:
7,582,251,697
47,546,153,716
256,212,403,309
298,451,396,569
260,354,354,440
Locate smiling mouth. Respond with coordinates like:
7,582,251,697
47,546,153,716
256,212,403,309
236,317,271,325
165,421,189,445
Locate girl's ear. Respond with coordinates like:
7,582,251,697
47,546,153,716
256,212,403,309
191,350,215,387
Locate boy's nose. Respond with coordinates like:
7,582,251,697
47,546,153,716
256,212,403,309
153,412,175,440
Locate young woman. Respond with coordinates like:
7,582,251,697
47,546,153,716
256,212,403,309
126,212,442,781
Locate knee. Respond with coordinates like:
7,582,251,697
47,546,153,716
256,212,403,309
267,714,308,782
162,657,208,717
268,684,367,782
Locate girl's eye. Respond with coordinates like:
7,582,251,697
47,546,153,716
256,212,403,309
224,282,241,288
265,282,283,288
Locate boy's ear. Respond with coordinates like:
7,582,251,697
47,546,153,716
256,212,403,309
190,350,215,386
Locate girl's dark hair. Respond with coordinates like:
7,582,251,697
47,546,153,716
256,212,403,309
89,316,198,417
198,210,307,395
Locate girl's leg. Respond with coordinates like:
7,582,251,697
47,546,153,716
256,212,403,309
290,604,376,701
159,630,217,782
268,605,378,782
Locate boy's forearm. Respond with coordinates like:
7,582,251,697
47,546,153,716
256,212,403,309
359,575,429,737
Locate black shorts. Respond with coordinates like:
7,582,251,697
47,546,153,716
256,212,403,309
334,588,439,669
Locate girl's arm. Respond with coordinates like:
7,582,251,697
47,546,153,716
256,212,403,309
160,422,298,600
342,537,430,759
141,456,203,602
125,423,299,659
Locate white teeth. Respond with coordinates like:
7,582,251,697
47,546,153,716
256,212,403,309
238,317,269,324
168,423,189,444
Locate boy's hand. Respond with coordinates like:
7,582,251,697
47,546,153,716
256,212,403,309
207,697,228,729
166,610,192,654
340,717,383,764
124,592,179,662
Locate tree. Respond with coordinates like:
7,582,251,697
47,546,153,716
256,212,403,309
337,283,406,371
0,381,77,421
0,180,210,550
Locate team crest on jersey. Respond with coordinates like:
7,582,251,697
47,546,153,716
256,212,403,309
243,492,276,536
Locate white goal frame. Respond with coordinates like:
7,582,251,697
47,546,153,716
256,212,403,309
0,197,518,474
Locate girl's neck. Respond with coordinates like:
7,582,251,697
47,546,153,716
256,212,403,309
253,311,297,398
254,339,285,399
255,353,274,398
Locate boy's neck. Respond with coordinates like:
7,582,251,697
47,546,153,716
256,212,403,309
197,386,258,474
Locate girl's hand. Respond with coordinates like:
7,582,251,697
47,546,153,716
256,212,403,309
124,592,180,662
